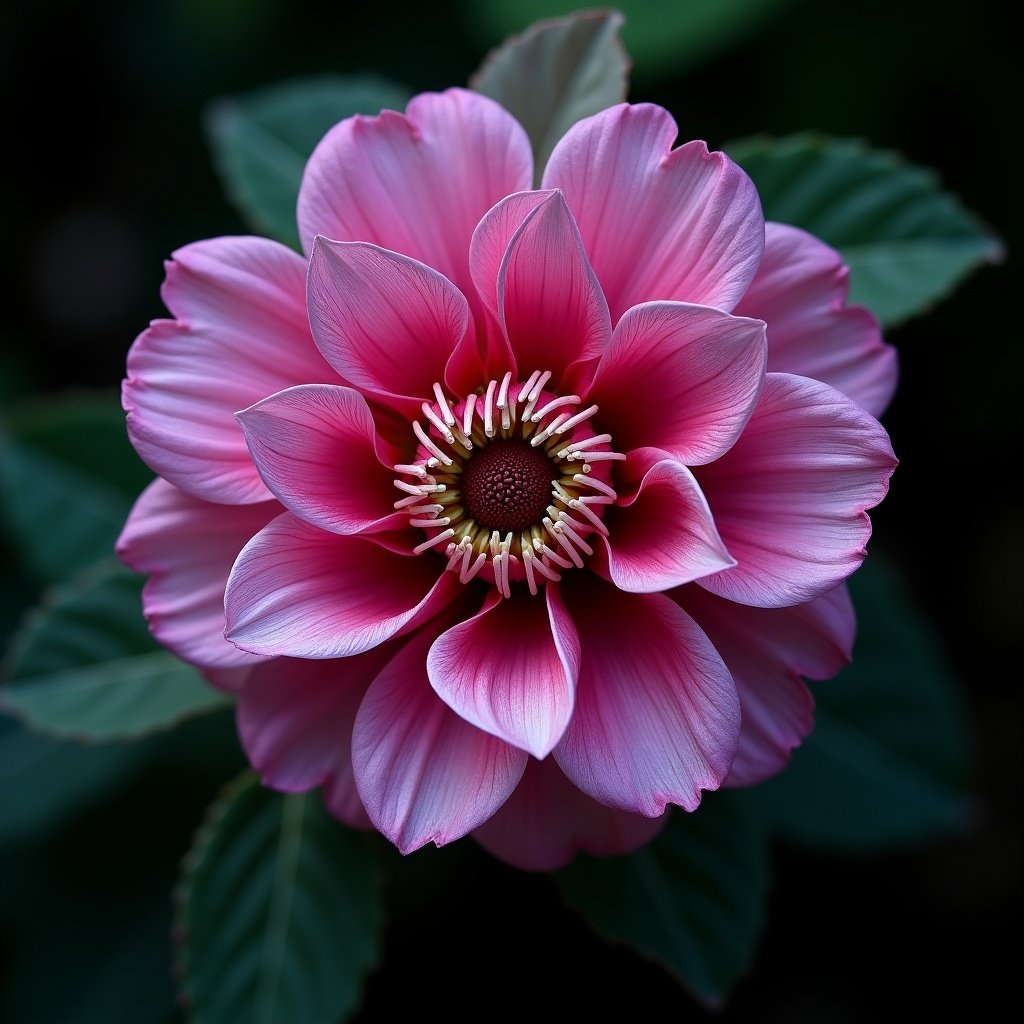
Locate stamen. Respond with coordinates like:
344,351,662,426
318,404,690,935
413,528,455,554
461,548,488,583
573,473,616,498
530,412,571,446
521,371,552,419
568,499,610,535
554,513,594,555
394,463,427,478
410,515,451,528
539,544,574,569
462,393,477,438
496,372,513,431
571,450,627,463
483,379,497,437
394,479,446,497
543,516,585,567
522,546,539,595
553,404,599,434
530,554,561,583
432,383,456,426
413,421,453,466
531,394,580,422
421,402,455,444
518,370,542,404
557,433,613,458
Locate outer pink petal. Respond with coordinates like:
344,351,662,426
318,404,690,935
224,513,460,658
307,239,471,417
583,302,767,463
495,190,612,387
426,586,578,758
473,757,666,871
116,479,278,670
554,578,739,816
696,373,897,607
677,583,855,787
236,384,401,535
297,88,532,308
734,223,899,417
596,448,735,593
123,237,337,504
237,652,401,829
352,625,528,853
543,104,764,320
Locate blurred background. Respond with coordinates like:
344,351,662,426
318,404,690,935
1,0,1019,1020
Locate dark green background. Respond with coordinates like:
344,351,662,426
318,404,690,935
2,0,1019,1020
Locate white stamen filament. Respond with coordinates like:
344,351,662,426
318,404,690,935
410,515,450,528
483,379,497,437
432,383,456,426
530,412,571,446
421,402,455,444
553,404,599,434
413,421,453,465
413,528,455,554
462,393,477,438
531,394,580,422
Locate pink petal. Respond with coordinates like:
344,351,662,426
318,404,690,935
596,448,735,593
237,652,402,829
473,757,666,871
734,223,898,417
495,190,611,387
695,373,897,607
307,239,472,417
554,578,739,816
123,237,336,504
583,302,767,463
677,583,855,787
224,513,460,658
236,384,401,535
116,479,278,670
297,88,532,309
543,104,764,320
352,625,528,853
426,586,579,758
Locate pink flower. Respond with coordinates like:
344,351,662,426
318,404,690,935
118,90,897,870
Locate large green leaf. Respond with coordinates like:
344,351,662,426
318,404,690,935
557,792,769,1006
471,8,628,183
463,0,802,78
205,74,413,249
0,392,149,585
1,565,227,741
748,556,972,852
177,774,382,1024
726,134,1002,327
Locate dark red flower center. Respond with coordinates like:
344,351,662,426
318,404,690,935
461,439,556,533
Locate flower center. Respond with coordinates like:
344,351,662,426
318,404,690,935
393,371,625,596
461,439,555,533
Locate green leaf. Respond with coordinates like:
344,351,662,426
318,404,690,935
471,9,628,184
205,74,413,249
748,555,973,852
1,565,227,741
0,392,150,585
557,792,769,1007
463,0,801,79
726,134,1002,326
177,774,382,1024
